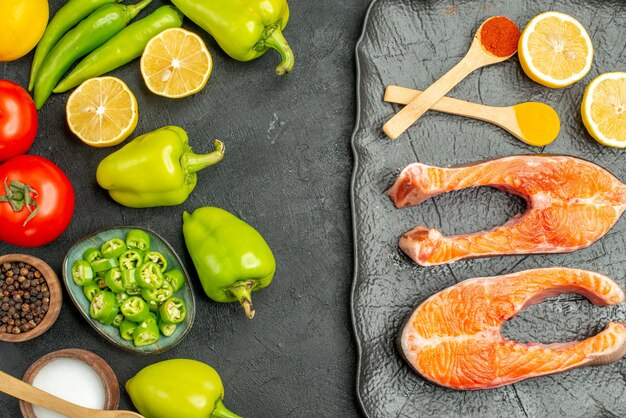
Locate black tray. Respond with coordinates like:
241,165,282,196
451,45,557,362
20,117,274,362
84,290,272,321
350,0,626,417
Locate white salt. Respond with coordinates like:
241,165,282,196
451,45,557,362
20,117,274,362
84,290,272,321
31,357,106,418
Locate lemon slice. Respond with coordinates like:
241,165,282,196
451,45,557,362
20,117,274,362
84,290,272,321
140,28,212,98
581,72,626,148
518,12,593,88
66,76,138,147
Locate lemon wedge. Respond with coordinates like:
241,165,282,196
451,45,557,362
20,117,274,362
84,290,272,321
518,12,593,88
140,28,212,98
581,72,626,148
66,76,138,147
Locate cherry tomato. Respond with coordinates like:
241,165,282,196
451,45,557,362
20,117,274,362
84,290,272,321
0,80,37,162
0,155,75,247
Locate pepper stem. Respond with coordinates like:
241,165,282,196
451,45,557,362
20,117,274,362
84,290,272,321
127,0,153,19
182,139,225,174
211,399,242,418
228,281,256,319
258,26,295,76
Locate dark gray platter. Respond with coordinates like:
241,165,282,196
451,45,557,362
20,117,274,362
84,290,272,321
350,0,626,417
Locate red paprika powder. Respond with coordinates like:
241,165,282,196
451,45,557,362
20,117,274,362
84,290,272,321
479,16,520,57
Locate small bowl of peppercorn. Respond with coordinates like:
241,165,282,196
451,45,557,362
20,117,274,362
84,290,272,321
0,254,62,342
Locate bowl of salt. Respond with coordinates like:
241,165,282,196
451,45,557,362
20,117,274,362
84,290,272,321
19,348,119,417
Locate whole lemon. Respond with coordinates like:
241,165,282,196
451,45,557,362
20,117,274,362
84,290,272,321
0,0,49,62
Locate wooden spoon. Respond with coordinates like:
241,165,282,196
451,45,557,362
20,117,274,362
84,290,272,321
383,16,519,140
0,370,143,418
384,85,560,146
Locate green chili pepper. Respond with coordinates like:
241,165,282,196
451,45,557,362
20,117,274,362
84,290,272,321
119,249,144,270
112,313,125,328
122,268,140,289
96,126,225,208
54,6,184,93
83,247,104,263
101,238,127,259
120,296,151,322
158,319,176,337
141,281,173,305
71,260,94,286
144,251,167,272
33,0,153,109
170,0,294,75
99,304,120,325
83,283,100,302
28,0,123,91
119,319,138,341
96,277,108,289
89,291,117,321
126,229,150,253
104,268,125,293
127,287,143,296
158,297,186,325
164,269,185,292
137,262,164,290
115,291,130,305
91,257,118,273
183,207,276,319
133,316,160,346
126,359,241,418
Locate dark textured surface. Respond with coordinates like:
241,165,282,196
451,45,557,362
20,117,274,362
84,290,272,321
351,0,626,417
0,0,370,416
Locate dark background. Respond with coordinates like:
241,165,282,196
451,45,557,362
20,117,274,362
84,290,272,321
0,0,371,416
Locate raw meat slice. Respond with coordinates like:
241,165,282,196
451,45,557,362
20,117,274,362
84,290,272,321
388,155,626,266
399,268,626,390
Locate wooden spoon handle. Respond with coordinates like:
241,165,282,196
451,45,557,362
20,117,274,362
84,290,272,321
0,370,92,417
382,42,486,140
384,85,505,123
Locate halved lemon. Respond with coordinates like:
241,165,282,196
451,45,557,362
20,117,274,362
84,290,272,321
66,77,138,147
140,28,212,98
518,12,593,88
581,72,626,148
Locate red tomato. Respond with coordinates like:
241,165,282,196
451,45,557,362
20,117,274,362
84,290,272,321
0,155,74,247
0,80,37,162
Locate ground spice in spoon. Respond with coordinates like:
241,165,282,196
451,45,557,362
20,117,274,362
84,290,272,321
479,16,520,57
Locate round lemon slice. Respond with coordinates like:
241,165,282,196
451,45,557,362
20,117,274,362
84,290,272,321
140,28,212,98
518,11,593,88
581,72,626,148
66,76,138,147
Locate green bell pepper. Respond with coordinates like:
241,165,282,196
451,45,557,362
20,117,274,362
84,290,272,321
183,206,276,319
170,0,294,75
126,359,241,418
96,126,225,208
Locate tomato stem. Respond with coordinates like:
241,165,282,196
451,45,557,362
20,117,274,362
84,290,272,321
0,178,39,226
